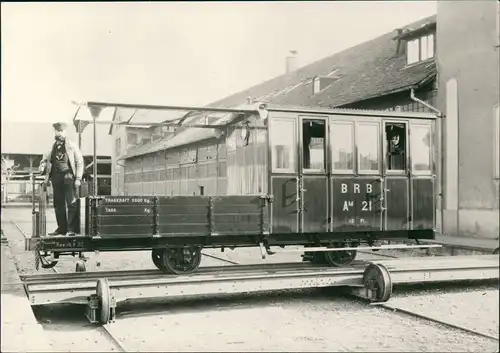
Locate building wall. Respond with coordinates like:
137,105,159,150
122,113,269,197
437,0,500,239
342,86,437,113
111,122,154,196
123,139,228,197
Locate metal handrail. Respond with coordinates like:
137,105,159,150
31,173,48,238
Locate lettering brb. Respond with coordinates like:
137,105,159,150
341,183,373,212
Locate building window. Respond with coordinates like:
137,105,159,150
407,33,435,65
313,77,321,94
126,133,137,146
495,104,500,179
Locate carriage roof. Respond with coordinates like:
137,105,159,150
73,100,438,160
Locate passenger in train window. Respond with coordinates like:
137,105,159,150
386,124,406,171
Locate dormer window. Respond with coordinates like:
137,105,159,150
313,77,321,94
406,33,434,65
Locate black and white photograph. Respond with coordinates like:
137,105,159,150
1,1,499,352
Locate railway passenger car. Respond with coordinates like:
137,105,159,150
27,102,438,274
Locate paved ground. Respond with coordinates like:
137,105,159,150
2,206,499,352
1,240,52,352
32,287,499,352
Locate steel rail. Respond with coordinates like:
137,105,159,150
22,255,499,286
20,261,328,284
101,324,128,352
23,257,499,306
379,303,500,342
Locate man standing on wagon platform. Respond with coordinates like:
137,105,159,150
39,121,84,236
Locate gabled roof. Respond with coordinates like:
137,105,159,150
208,14,437,109
1,121,113,157
121,14,437,160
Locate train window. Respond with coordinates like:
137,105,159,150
357,122,380,173
411,124,432,173
271,119,296,172
331,121,354,172
385,123,407,171
302,119,326,171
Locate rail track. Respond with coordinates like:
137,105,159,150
7,217,252,352
9,219,129,351
7,218,500,350
378,301,499,342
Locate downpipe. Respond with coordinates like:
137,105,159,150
410,88,445,236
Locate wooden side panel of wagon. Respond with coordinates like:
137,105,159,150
91,196,155,237
412,178,435,229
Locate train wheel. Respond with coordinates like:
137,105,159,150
362,263,392,303
311,252,328,265
324,247,357,267
151,249,166,271
160,246,202,275
76,260,86,272
96,278,112,324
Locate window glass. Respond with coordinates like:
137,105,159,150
180,166,188,179
313,77,321,94
425,34,434,59
385,123,407,171
271,119,296,172
357,122,380,173
331,122,354,172
407,38,419,65
127,133,138,146
420,34,435,61
411,124,432,172
97,163,112,175
166,168,173,181
302,119,326,171
218,161,227,177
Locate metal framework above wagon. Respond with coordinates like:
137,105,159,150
28,101,441,275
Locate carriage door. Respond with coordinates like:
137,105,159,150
269,117,300,234
298,117,329,233
383,120,411,230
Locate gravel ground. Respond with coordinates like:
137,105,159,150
33,305,121,352
3,207,499,352
387,287,499,339
33,289,500,352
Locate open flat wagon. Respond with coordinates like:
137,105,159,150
26,101,438,274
